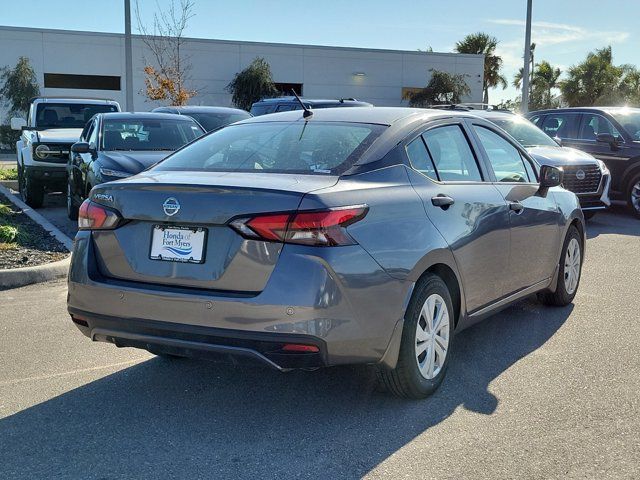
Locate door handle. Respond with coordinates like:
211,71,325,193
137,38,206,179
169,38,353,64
431,194,455,209
509,201,524,214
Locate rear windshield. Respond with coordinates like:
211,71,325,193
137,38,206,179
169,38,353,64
187,112,251,132
102,119,204,151
153,121,385,175
35,103,118,128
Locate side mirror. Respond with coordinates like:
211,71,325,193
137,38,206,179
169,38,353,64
10,117,27,131
71,142,90,154
537,165,563,197
596,132,617,145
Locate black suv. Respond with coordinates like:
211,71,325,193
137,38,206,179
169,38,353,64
527,107,640,217
250,97,373,116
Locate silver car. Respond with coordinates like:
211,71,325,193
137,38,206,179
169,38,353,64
67,107,585,398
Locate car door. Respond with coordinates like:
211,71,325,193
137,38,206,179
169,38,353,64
70,120,95,199
572,112,631,192
404,120,512,313
79,117,100,199
469,122,561,292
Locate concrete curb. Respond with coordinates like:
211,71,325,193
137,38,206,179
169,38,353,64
0,183,73,251
0,256,70,289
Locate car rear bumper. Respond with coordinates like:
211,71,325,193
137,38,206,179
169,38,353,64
67,231,412,368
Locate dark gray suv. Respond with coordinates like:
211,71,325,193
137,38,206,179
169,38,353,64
67,107,584,399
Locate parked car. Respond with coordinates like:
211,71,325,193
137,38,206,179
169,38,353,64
470,110,611,218
67,112,205,219
250,96,373,116
11,97,120,207
67,107,584,399
152,106,251,132
527,107,640,218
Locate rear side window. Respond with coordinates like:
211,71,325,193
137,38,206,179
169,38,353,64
154,121,386,175
422,125,482,182
406,137,437,180
541,113,579,139
473,126,533,183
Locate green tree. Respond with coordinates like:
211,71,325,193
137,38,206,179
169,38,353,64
454,32,507,103
0,56,40,117
408,70,471,107
226,57,279,110
514,60,562,110
560,46,627,106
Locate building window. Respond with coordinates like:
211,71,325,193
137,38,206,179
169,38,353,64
44,73,121,91
274,83,302,96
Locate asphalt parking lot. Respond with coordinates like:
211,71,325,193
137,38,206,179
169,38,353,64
1,207,639,479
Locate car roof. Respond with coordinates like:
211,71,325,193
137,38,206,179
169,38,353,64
99,112,197,121
253,97,373,106
530,106,640,115
152,106,249,115
465,110,523,121
237,106,475,126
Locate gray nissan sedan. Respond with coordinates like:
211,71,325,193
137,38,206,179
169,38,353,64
67,107,585,399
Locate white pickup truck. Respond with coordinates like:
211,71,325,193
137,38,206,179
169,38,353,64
11,97,120,207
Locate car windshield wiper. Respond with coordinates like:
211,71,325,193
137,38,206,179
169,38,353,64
147,148,175,151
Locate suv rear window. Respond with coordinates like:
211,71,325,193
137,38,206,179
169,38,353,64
154,121,385,175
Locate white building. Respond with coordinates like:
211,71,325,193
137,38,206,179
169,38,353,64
0,25,484,113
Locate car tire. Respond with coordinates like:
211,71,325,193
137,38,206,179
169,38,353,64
377,273,454,399
67,182,79,220
21,171,44,208
538,225,582,306
626,173,640,219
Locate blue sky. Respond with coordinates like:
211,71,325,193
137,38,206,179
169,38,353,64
2,0,637,102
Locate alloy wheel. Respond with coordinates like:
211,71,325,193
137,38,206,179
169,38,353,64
415,293,450,380
631,181,640,214
564,238,581,295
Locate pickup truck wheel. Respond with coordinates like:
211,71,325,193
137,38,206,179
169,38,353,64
538,225,582,306
21,172,44,208
377,273,453,399
627,173,640,219
67,183,79,220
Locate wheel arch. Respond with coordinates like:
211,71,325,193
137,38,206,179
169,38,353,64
415,262,463,330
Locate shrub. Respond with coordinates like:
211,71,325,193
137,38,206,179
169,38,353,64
0,224,18,243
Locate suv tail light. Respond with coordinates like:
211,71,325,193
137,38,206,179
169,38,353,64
230,206,368,246
78,199,122,230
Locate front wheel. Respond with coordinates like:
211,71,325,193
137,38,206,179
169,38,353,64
377,273,454,399
538,225,583,306
66,182,79,220
626,173,640,219
21,170,45,208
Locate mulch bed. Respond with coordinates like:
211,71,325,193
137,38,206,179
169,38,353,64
0,193,68,270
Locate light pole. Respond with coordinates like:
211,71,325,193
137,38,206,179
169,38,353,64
124,0,134,112
521,0,533,113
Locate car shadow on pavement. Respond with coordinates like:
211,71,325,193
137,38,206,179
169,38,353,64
0,299,572,479
586,207,640,239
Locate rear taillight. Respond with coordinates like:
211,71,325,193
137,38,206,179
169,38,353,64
78,199,122,230
230,205,368,246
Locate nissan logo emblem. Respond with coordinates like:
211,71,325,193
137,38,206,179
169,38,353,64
575,170,586,181
162,197,180,216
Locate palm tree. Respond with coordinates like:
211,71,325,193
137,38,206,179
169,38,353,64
455,32,507,103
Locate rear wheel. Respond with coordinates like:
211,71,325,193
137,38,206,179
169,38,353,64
538,225,582,306
67,182,79,220
626,173,640,219
377,274,453,399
